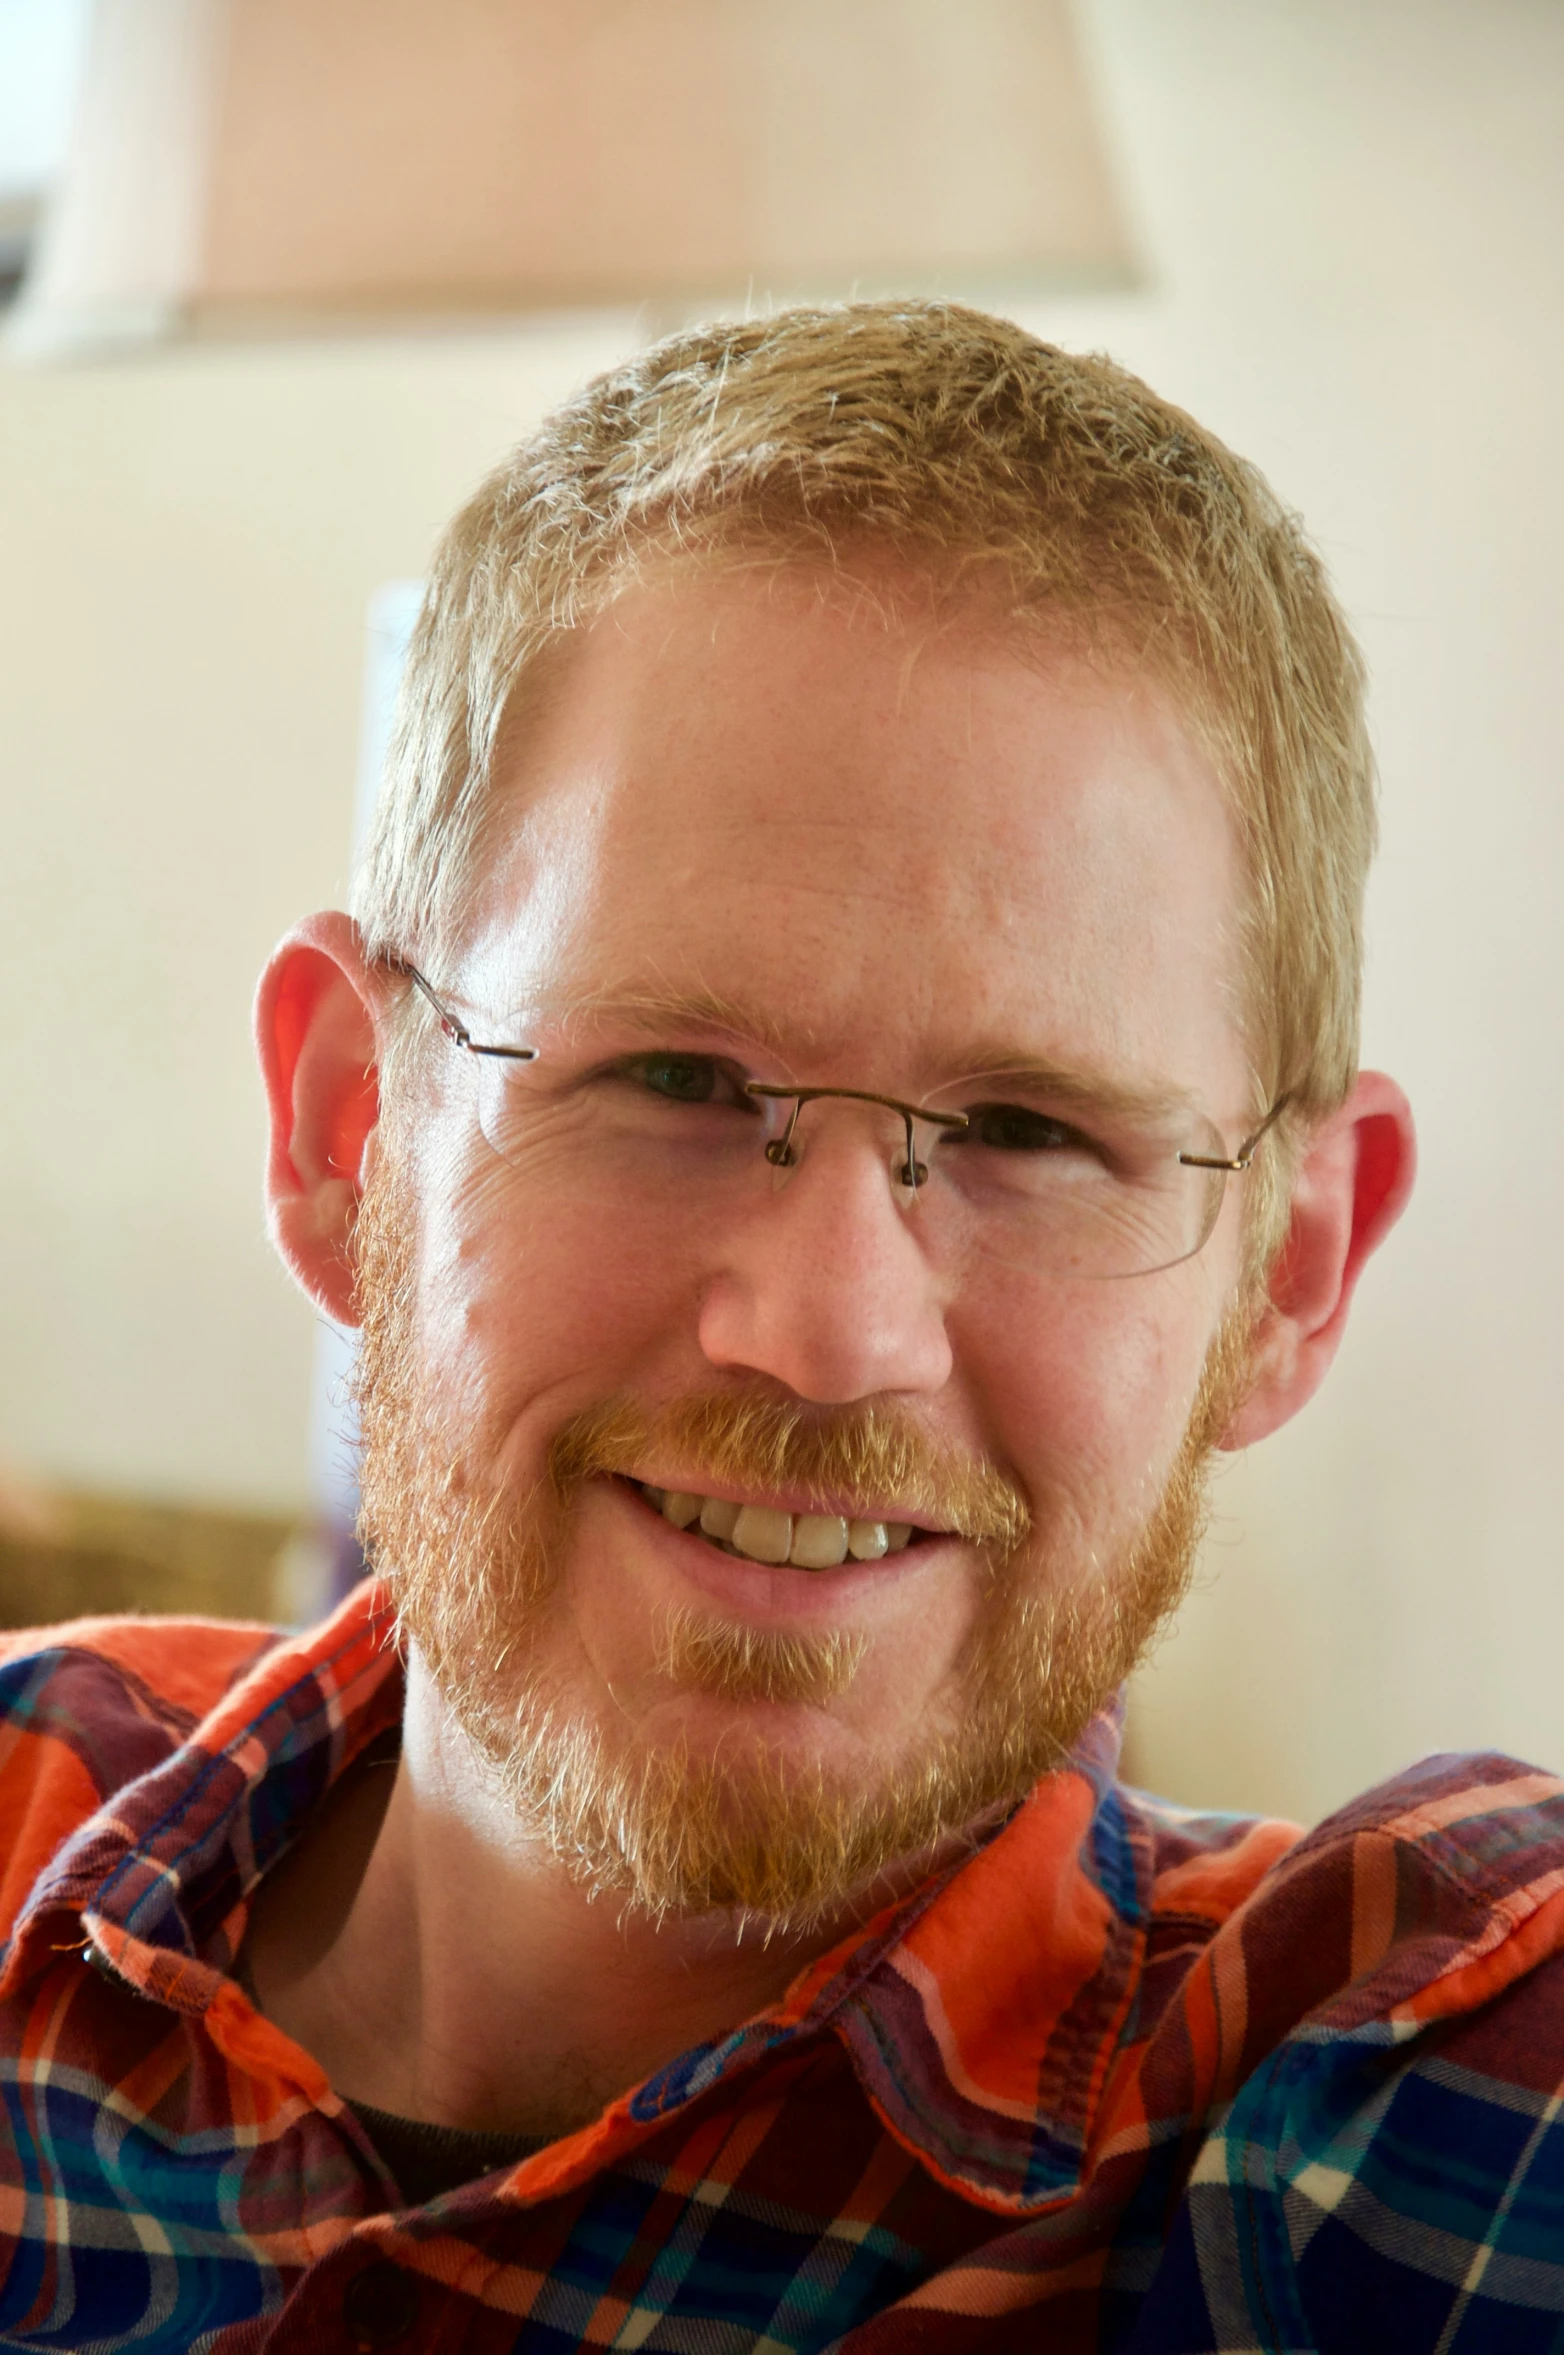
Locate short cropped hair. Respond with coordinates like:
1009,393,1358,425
355,299,1373,1130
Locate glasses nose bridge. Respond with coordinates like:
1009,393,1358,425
745,1083,962,1193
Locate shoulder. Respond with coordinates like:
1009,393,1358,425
0,1610,281,1725
0,1611,282,1944
1143,1750,1564,2350
1128,1781,1307,1922
1126,1747,1564,2043
1219,1746,1564,2033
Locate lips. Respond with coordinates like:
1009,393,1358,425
638,1482,920,1571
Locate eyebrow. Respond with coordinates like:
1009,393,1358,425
932,1051,1201,1127
544,984,796,1062
530,985,1200,1125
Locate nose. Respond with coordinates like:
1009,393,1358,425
696,1117,955,1404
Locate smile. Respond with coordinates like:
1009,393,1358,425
635,1481,921,1571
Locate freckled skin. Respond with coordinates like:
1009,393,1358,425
400,566,1254,1789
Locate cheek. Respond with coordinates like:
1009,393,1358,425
954,1269,1220,1544
413,1149,705,1454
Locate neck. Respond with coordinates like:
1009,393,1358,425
245,1653,891,2137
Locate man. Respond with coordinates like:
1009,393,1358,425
1,300,1559,2354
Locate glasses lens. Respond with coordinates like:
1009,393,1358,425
469,1042,786,1211
915,1094,1232,1281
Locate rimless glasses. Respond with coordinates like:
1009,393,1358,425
392,962,1287,1284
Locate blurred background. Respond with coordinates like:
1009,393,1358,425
1,0,1559,1825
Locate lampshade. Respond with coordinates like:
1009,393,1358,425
14,0,1135,353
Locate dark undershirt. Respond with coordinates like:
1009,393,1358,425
346,2100,547,2209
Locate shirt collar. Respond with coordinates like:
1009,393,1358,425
4,1580,403,2013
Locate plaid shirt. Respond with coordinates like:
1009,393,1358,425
2,1584,1563,2353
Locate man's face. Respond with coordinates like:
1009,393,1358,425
361,565,1257,1921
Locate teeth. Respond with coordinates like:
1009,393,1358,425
699,1496,741,1541
791,1514,849,1570
654,1484,918,1567
731,1504,793,1564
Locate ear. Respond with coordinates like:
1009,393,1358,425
255,912,385,1327
1220,1069,1416,1449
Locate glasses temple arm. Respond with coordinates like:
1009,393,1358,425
385,957,537,1062
1179,1091,1294,1174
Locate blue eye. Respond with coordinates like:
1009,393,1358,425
618,1055,758,1110
642,1055,717,1102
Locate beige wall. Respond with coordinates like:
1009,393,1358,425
3,0,1560,1821
0,310,638,1510
1055,0,1564,1820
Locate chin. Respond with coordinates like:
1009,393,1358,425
630,1686,904,1778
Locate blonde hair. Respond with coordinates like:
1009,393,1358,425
355,299,1373,1130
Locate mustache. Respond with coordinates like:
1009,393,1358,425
546,1390,1031,1555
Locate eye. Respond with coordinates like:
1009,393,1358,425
959,1102,1093,1154
617,1053,757,1110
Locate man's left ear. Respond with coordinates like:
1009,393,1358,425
1220,1070,1416,1449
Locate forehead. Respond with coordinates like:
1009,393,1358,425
464,566,1248,1097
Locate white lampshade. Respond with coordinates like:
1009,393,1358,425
13,0,1135,353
